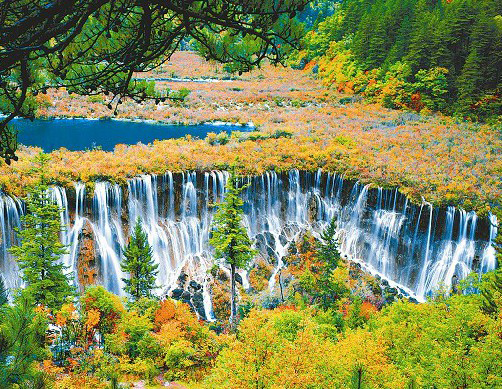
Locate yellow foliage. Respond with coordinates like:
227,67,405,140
154,320,185,347
85,309,100,329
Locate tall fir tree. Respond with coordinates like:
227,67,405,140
0,277,7,307
121,218,158,301
385,14,413,67
351,13,373,68
210,171,257,327
405,1,434,72
481,269,502,316
466,13,501,91
341,0,372,35
444,0,475,77
365,15,388,69
430,17,453,71
456,48,483,109
9,153,73,310
350,364,368,389
0,295,49,387
316,218,342,309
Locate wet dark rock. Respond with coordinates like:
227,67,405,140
235,273,243,285
387,287,398,295
282,225,298,240
192,292,206,320
262,296,281,309
267,246,278,261
171,288,184,299
381,279,389,287
178,271,188,287
408,297,419,304
255,233,266,248
189,280,202,292
263,231,276,246
181,291,192,302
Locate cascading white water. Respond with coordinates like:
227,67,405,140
425,209,478,294
415,202,434,298
67,182,87,277
0,192,23,289
47,186,84,283
92,182,125,295
480,213,498,274
0,170,498,313
127,172,221,320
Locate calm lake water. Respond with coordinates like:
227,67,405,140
11,118,246,152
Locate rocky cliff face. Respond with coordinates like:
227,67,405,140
77,220,98,291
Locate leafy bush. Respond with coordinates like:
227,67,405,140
81,286,125,336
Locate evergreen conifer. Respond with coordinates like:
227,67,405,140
121,218,158,301
9,153,73,310
210,171,257,327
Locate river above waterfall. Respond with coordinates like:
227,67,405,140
12,118,248,152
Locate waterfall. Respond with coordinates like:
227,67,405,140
47,185,85,283
480,213,498,274
127,172,219,320
415,202,434,298
0,170,498,312
91,182,125,295
0,192,23,289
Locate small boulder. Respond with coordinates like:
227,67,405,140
170,288,184,299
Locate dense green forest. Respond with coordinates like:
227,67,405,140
293,0,502,121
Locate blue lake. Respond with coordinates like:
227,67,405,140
11,118,246,152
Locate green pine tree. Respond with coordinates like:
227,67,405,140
318,217,340,268
443,0,475,76
341,0,372,36
121,218,158,301
456,47,483,110
365,16,388,69
0,278,7,307
385,14,413,66
351,13,373,68
429,16,453,70
405,0,434,72
9,153,73,310
481,269,502,316
210,171,257,327
317,217,342,310
0,294,49,388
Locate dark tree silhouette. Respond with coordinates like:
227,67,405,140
0,0,310,162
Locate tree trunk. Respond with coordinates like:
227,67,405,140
230,263,237,328
279,270,284,302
